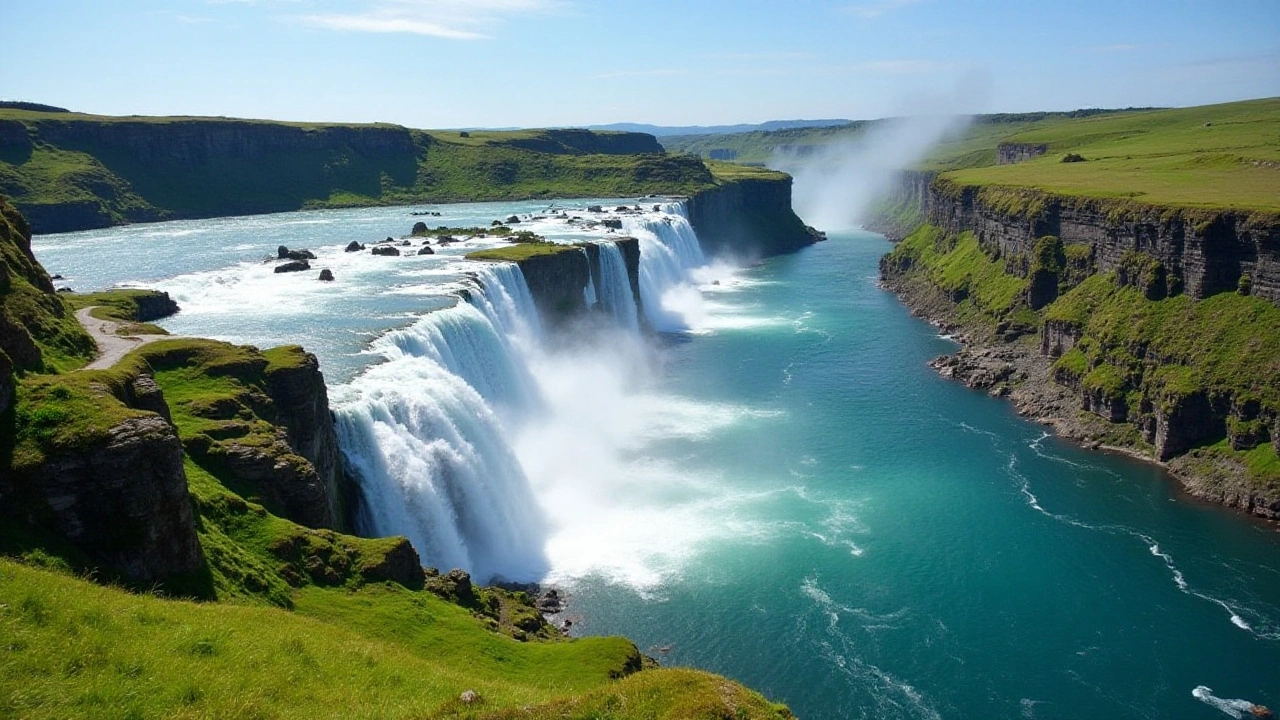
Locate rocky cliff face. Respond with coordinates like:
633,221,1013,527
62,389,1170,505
262,347,349,529
926,179,1280,303
996,143,1048,165
686,177,821,259
514,248,592,321
877,175,1280,520
512,239,643,325
32,118,418,170
149,341,352,532
583,237,642,313
4,370,207,584
0,197,94,413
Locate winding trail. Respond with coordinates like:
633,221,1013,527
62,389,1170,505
75,307,172,370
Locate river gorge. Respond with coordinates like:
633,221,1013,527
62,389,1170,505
30,198,1280,720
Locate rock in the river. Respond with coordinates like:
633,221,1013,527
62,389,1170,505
411,222,428,236
371,246,400,257
344,241,364,252
318,268,334,281
277,245,316,261
417,246,434,255
274,260,311,273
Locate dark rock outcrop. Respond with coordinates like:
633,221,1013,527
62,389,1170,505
6,402,205,584
876,174,1280,520
582,238,643,318
503,239,643,325
344,241,365,252
417,246,435,255
261,348,348,529
411,222,429,236
318,268,335,281
278,245,316,261
997,143,1048,165
371,246,400,257
921,179,1280,304
274,260,311,273
686,177,820,259
131,290,180,321
513,249,591,320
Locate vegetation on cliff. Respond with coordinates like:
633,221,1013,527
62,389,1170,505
659,108,1159,168
878,98,1280,515
946,98,1280,213
0,193,792,717
0,196,94,376
0,111,719,233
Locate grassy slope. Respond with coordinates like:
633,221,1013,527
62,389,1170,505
659,109,1155,169
3,335,791,719
946,98,1280,212
465,243,583,262
0,197,94,372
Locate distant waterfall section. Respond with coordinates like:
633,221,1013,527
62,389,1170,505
626,203,706,331
334,203,712,583
590,239,640,332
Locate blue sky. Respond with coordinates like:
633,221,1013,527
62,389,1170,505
3,0,1278,128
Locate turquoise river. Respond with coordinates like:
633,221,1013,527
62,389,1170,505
32,200,1280,720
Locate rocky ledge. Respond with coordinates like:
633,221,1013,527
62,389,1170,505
885,273,1280,520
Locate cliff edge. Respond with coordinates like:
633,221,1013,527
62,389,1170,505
874,100,1280,519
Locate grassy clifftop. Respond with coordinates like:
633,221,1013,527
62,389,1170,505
0,185,793,717
946,98,1280,213
877,98,1280,516
2,332,794,719
0,111,715,233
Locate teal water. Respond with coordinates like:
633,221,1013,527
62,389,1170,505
563,230,1280,719
32,213,1280,719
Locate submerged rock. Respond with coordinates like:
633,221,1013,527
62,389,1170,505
371,246,400,257
274,260,311,273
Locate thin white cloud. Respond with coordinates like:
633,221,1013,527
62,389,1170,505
843,0,924,20
296,0,564,40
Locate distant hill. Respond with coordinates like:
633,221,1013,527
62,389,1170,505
588,119,852,137
0,111,716,234
658,108,1166,167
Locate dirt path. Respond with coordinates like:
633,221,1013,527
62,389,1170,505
76,307,172,370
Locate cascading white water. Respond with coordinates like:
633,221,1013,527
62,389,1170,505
333,263,550,583
591,241,640,331
334,205,728,585
623,204,707,331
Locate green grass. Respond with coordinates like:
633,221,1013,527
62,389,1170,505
0,558,657,720
888,225,1029,322
2,331,794,719
63,288,175,329
945,98,1280,212
0,112,719,230
1045,272,1280,408
0,198,95,372
659,108,1153,169
466,244,584,262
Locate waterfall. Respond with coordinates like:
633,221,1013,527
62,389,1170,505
623,203,708,331
592,241,640,332
333,263,549,583
333,204,719,584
